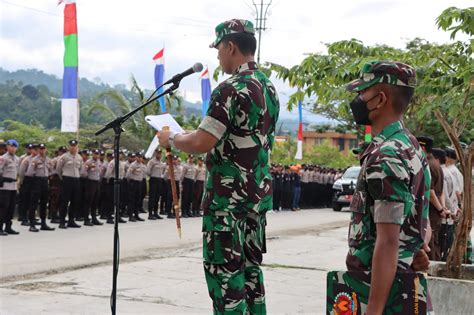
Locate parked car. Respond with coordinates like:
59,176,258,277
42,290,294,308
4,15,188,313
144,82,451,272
332,166,361,212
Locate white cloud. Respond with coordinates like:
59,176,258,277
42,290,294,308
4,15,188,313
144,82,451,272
1,0,472,108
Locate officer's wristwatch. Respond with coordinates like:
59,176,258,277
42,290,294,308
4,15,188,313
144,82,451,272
168,131,180,150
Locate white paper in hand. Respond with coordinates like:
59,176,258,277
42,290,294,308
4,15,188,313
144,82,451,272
144,114,185,159
144,133,159,159
145,114,185,134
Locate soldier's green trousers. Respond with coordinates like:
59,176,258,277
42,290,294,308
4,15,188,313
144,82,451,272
203,212,266,314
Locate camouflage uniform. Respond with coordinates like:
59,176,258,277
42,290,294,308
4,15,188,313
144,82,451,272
341,61,431,314
199,19,279,314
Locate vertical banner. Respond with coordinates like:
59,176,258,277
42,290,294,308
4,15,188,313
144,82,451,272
153,48,166,113
364,125,372,142
60,0,79,132
295,100,303,160
200,66,211,117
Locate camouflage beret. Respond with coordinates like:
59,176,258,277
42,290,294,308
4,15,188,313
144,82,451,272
347,61,417,92
209,19,255,48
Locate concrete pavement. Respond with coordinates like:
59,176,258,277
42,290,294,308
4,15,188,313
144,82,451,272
0,208,350,314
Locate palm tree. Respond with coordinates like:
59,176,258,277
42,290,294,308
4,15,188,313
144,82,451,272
88,74,184,139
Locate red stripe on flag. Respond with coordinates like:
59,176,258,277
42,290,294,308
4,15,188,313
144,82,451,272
200,68,209,78
64,3,77,36
298,123,303,140
152,48,164,60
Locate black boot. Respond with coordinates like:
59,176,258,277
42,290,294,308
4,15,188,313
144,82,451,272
148,213,157,220
0,224,8,236
29,225,39,232
58,221,68,229
5,222,20,235
67,220,81,228
83,218,94,226
92,217,103,225
118,217,127,223
154,211,163,220
40,221,55,231
135,215,144,221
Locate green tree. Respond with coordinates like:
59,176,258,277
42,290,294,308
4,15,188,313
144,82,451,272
267,6,473,278
87,74,184,140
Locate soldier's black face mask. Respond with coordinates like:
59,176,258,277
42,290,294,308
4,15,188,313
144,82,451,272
349,93,380,125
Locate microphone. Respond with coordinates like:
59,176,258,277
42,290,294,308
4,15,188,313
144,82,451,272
164,63,203,85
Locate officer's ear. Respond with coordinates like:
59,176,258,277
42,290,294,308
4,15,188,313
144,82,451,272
227,40,237,56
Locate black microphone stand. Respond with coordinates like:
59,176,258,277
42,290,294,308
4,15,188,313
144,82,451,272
95,80,181,315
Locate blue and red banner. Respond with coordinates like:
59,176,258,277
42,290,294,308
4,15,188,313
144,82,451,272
200,67,211,117
153,48,166,113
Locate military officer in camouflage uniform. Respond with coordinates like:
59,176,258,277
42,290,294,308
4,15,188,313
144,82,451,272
158,18,279,314
345,61,431,314
0,139,20,235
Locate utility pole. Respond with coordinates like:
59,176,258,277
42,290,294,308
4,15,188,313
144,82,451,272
252,0,272,64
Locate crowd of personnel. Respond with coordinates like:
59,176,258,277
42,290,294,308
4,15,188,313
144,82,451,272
270,164,345,211
0,135,471,264
0,139,207,234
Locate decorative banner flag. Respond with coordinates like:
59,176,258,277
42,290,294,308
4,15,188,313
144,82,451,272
200,67,212,117
295,100,303,160
364,125,372,142
60,0,79,132
153,48,166,113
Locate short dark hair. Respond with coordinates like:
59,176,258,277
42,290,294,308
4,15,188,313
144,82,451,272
221,33,257,56
389,85,415,114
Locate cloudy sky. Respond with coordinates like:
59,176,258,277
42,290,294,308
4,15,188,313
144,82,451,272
0,0,471,120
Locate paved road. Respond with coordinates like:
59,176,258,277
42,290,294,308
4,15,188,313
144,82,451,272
0,208,351,314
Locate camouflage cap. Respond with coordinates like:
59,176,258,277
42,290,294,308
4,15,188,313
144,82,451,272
347,61,417,92
209,19,255,48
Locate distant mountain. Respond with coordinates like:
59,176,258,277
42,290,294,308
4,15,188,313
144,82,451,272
0,67,335,133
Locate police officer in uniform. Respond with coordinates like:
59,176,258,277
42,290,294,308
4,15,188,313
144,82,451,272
0,139,20,235
56,140,83,229
192,157,206,217
27,143,55,232
417,135,448,261
181,154,196,218
125,152,145,221
49,146,66,223
77,149,90,221
105,151,127,224
163,156,182,219
83,149,103,226
19,144,39,226
146,149,165,220
0,142,6,156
